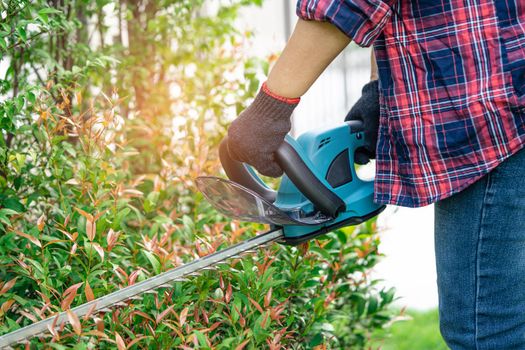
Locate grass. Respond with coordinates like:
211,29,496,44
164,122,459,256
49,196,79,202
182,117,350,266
371,308,449,350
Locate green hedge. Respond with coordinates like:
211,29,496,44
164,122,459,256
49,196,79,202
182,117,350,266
0,1,395,348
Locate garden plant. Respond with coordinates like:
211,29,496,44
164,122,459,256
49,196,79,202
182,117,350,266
0,0,396,348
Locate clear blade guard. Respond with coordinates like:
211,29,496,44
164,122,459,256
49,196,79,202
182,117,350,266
196,176,332,226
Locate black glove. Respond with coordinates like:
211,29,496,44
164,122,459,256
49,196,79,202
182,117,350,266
345,80,380,165
227,83,299,177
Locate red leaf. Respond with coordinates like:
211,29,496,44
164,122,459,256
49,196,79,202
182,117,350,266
66,309,81,335
0,299,15,316
224,283,232,304
37,214,46,232
94,317,105,332
14,230,41,248
0,277,17,295
207,321,221,332
156,305,175,324
61,282,83,310
75,208,93,221
92,243,104,261
179,307,189,326
248,297,264,313
115,331,126,350
85,281,94,302
264,287,272,308
63,282,83,297
235,339,250,350
86,218,96,241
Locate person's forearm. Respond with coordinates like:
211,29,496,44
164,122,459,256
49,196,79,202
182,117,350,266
266,19,351,98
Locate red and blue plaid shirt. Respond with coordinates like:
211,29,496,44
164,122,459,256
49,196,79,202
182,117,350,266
297,0,525,207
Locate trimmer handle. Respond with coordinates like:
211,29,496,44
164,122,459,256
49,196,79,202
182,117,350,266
218,138,277,203
219,137,346,218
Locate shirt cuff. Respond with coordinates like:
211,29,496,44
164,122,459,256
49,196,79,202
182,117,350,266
296,0,396,47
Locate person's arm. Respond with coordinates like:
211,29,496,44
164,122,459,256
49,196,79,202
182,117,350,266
227,19,352,177
266,19,351,98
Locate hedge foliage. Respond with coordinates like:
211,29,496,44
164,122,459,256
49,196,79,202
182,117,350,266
0,0,395,348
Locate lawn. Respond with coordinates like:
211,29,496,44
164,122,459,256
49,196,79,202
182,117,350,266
371,308,449,350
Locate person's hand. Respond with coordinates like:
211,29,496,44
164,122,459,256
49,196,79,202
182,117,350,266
227,83,300,177
345,80,380,164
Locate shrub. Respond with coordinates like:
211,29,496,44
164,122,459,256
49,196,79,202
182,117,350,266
0,0,395,348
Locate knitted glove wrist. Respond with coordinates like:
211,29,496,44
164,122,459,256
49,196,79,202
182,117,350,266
227,83,300,177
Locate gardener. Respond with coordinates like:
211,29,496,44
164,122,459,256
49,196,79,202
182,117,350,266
227,1,525,349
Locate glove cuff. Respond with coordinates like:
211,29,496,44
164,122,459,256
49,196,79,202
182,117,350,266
248,82,299,121
361,79,379,95
261,82,301,105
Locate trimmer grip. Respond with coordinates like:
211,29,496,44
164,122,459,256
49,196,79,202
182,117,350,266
219,137,277,203
275,143,345,218
219,135,346,219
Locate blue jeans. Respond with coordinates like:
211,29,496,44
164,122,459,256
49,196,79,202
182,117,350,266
435,147,525,349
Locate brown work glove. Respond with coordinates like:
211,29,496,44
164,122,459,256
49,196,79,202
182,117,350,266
227,83,300,177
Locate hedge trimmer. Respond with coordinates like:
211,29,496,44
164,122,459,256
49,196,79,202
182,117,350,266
0,121,384,348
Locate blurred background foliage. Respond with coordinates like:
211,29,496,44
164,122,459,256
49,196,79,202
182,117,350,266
0,0,397,348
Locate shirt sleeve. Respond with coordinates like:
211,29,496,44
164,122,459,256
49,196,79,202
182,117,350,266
296,0,397,47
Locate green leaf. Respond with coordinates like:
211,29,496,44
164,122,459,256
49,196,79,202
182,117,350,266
38,7,63,15
16,26,27,43
2,197,25,212
367,296,378,315
142,250,161,274
309,246,332,261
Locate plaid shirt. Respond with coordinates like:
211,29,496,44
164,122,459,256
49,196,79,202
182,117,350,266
297,0,525,207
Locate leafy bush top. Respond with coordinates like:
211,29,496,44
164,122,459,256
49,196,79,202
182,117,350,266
0,0,395,348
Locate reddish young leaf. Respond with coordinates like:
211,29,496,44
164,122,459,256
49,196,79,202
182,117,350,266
93,209,108,221
106,229,119,251
86,218,96,241
19,310,38,322
92,243,104,261
64,214,70,227
248,297,264,313
93,317,105,332
235,339,250,350
0,277,17,295
83,330,107,338
63,282,83,297
201,307,209,325
264,287,273,308
84,302,97,321
156,305,175,324
260,311,270,328
84,281,94,302
179,307,189,327
66,309,81,335
115,331,126,350
224,283,232,304
75,208,93,221
0,299,15,317
14,230,41,248
127,335,148,348
207,321,221,332
70,242,78,255
61,282,83,310
234,306,246,328
37,214,46,232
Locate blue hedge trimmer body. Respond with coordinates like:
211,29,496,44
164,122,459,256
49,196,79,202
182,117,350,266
196,120,385,244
